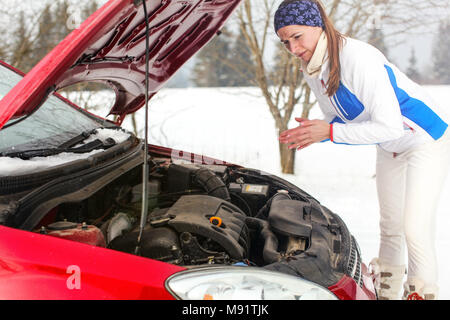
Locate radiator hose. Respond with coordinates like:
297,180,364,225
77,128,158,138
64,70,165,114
193,168,231,201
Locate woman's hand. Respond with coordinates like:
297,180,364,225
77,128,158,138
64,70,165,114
279,118,331,150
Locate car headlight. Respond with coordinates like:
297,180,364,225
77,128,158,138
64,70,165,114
165,266,338,300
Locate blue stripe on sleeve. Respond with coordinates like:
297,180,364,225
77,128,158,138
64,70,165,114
384,65,448,140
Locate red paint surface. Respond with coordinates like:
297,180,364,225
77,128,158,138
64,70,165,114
328,274,377,300
0,225,184,300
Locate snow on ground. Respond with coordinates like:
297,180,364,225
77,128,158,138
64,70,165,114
73,85,450,299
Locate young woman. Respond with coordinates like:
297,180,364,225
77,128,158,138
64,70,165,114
275,0,450,300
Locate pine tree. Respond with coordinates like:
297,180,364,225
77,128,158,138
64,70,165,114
432,20,450,84
227,28,255,86
31,1,100,71
406,47,422,83
34,4,55,65
191,27,234,87
5,1,101,72
368,25,389,59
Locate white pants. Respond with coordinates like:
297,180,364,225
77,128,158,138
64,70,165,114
376,129,450,288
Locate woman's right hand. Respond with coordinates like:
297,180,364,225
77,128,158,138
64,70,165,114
279,117,330,150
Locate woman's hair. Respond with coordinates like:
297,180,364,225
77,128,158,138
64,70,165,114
278,0,345,97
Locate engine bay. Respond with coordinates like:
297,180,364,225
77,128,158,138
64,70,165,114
1,148,363,289
35,161,312,266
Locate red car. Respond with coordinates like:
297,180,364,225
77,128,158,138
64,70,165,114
0,0,376,300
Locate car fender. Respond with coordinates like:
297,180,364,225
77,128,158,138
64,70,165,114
0,225,185,299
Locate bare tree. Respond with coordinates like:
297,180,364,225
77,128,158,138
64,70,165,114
235,0,297,173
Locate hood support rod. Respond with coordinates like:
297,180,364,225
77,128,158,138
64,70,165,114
135,0,150,256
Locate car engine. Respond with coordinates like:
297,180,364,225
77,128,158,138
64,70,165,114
108,194,250,265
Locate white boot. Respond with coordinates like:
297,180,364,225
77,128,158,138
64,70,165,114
370,258,406,300
402,277,439,300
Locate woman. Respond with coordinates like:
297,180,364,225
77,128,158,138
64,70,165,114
275,0,450,300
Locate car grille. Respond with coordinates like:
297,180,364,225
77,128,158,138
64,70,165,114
347,235,363,288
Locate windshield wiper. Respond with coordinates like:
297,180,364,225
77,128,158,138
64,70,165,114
57,129,97,149
1,130,117,160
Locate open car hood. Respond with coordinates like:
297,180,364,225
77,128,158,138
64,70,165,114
0,0,241,129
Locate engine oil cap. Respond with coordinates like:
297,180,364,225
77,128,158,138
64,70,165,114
209,216,222,227
47,221,78,231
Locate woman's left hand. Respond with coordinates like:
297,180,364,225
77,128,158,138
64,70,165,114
279,118,331,150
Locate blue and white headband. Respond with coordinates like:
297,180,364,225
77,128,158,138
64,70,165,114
274,0,324,33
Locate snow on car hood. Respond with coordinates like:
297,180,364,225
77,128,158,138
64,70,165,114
0,0,242,129
0,128,130,177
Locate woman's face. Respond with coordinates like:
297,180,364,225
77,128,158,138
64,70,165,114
277,25,323,62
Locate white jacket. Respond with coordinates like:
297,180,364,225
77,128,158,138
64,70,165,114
304,37,449,153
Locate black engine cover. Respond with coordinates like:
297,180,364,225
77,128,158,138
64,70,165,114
109,195,250,264
166,195,249,260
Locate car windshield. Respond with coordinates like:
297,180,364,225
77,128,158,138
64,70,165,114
0,63,106,154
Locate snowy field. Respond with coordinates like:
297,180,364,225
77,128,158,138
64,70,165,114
79,85,450,299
